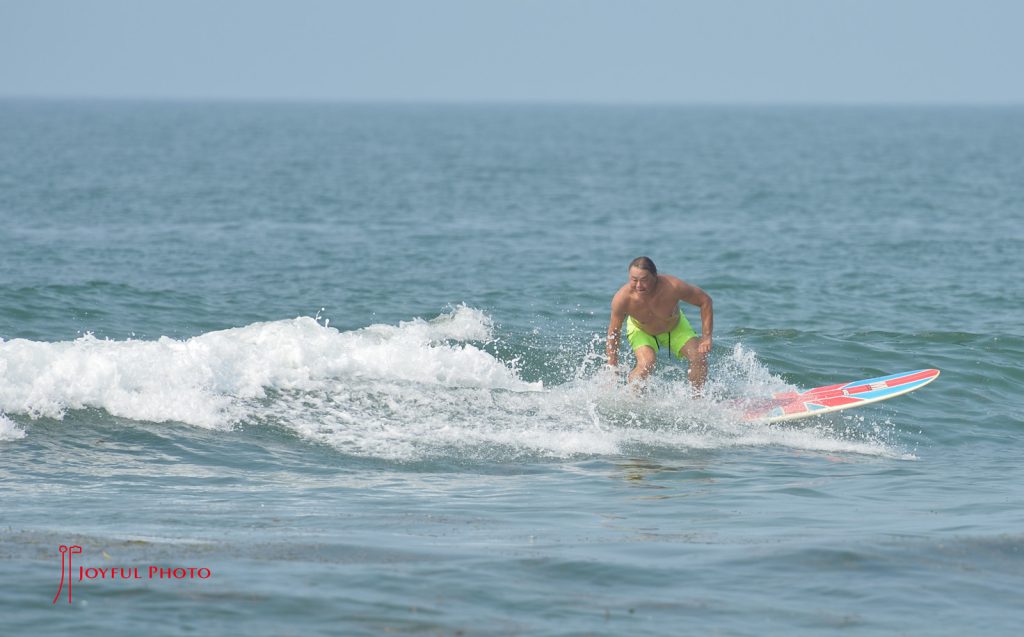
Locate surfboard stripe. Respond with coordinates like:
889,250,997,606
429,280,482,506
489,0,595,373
841,369,935,390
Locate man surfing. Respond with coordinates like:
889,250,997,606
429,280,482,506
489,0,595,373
607,256,714,390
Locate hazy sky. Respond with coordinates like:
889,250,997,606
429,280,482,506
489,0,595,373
1,0,1021,104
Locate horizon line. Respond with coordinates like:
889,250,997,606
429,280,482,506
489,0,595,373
2,94,1023,109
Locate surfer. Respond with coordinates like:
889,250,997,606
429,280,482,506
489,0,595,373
606,256,714,390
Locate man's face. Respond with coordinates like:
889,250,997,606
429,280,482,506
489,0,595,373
629,267,655,294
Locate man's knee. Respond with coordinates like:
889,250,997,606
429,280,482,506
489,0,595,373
679,339,704,364
634,347,657,372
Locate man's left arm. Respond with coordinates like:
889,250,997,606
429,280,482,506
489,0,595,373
677,281,713,355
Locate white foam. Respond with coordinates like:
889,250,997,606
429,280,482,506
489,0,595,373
0,305,535,430
0,413,26,441
0,309,907,460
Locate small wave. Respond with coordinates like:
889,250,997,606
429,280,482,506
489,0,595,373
0,308,909,460
0,413,26,441
0,305,535,429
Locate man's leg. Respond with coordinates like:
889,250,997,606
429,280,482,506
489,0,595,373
628,346,657,385
679,338,708,392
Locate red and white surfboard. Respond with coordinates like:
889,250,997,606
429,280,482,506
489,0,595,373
744,369,940,423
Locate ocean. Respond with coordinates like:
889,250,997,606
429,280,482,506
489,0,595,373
1,100,1022,636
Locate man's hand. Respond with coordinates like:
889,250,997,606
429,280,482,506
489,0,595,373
697,335,713,356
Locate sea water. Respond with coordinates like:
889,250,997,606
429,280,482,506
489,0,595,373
1,101,1022,636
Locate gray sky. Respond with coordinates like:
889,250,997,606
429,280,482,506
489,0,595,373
1,0,1021,104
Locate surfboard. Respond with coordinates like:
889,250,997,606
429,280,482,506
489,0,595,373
743,369,940,423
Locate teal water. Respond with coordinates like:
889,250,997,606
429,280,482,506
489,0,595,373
2,101,1023,636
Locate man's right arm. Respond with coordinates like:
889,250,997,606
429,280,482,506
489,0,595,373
607,300,626,368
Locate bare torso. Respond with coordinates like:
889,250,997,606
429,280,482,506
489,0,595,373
614,275,683,335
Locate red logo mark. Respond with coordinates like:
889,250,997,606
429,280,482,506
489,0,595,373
53,545,83,604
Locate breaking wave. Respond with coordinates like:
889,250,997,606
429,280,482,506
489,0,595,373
0,306,910,459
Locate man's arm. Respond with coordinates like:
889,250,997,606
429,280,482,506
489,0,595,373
607,297,627,367
676,280,713,355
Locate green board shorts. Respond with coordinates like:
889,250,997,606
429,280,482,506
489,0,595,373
626,313,697,359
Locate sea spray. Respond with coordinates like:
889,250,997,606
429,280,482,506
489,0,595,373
0,412,26,441
0,306,536,430
0,308,906,460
